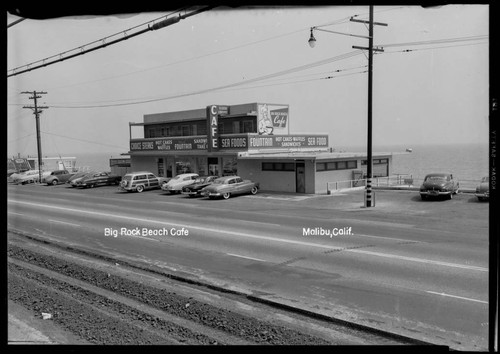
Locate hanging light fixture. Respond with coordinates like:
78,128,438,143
308,28,316,48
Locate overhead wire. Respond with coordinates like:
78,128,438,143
47,50,364,108
45,33,487,109
41,131,129,150
7,6,211,77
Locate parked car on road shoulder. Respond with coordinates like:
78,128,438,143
181,175,219,197
119,171,169,192
475,176,489,201
43,170,75,185
75,171,121,188
161,173,199,194
67,171,95,187
10,170,51,185
419,173,459,200
201,176,259,200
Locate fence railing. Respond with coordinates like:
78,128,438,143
327,174,481,193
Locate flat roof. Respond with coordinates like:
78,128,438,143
237,151,393,160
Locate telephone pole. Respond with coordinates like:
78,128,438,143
351,6,387,207
22,91,48,183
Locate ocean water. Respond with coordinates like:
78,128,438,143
69,152,125,173
345,142,489,186
67,143,489,185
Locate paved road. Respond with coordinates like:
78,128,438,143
7,183,489,350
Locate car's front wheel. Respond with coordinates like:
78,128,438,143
250,187,258,195
222,192,231,199
51,180,58,186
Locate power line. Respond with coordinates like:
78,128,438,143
219,70,368,92
380,41,488,54
25,12,367,92
43,28,307,92
46,51,364,109
377,35,488,48
42,34,486,109
7,6,215,77
41,131,128,150
8,18,26,28
8,133,34,143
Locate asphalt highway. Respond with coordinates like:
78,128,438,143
7,183,489,350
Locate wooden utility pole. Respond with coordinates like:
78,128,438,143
351,6,387,207
22,91,48,183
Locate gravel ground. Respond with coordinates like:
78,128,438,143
8,243,335,345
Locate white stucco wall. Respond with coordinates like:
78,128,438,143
238,159,296,192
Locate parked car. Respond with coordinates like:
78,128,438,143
10,170,51,185
74,171,122,188
181,175,219,197
119,171,169,192
475,176,489,201
42,170,75,185
201,176,259,199
161,173,199,194
419,173,459,200
67,171,96,188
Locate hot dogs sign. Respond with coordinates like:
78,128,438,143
257,104,288,135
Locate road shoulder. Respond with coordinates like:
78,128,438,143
8,300,89,345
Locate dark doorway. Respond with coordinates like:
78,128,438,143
296,162,305,193
208,157,219,176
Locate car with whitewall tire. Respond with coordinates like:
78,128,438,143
119,171,169,193
161,173,199,194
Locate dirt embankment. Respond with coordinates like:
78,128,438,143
8,232,422,346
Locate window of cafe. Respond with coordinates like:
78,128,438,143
197,157,207,176
157,158,164,177
222,156,237,176
175,160,193,175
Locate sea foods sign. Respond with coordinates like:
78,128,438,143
248,135,328,149
130,134,328,152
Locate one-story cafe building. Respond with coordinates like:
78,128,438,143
128,102,392,194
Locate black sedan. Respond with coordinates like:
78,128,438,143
419,173,459,200
181,176,219,197
475,176,489,201
74,171,122,188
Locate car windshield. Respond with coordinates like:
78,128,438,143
194,178,206,183
123,176,132,181
425,176,448,182
212,179,226,185
481,176,489,183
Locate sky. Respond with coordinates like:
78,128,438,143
6,5,489,157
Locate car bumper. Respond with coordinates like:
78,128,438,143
182,190,198,196
420,190,452,196
475,192,489,199
162,187,180,192
202,191,221,197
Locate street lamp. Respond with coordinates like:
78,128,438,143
308,28,316,48
308,6,387,207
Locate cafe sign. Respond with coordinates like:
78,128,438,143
130,134,328,152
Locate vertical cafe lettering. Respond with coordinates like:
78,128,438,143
207,105,219,152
